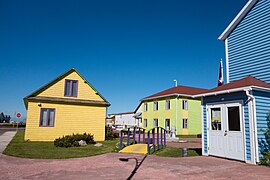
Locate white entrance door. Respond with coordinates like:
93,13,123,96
207,102,244,161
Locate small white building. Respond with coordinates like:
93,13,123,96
113,112,136,127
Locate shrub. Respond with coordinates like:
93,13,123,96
54,133,95,148
259,112,270,166
260,152,270,166
105,126,119,140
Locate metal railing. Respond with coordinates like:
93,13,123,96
119,126,167,154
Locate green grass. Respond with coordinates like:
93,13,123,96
154,147,201,157
4,131,119,159
176,135,201,138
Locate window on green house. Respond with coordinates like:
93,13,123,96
182,100,188,110
154,102,158,111
144,103,148,112
166,100,170,110
154,119,158,127
165,119,170,130
144,119,147,128
182,118,188,129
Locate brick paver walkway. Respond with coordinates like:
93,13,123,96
0,153,269,179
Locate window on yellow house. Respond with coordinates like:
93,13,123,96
64,79,78,97
40,108,55,127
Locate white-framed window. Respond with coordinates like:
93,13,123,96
165,100,170,110
144,119,147,128
182,100,188,110
154,119,158,127
153,101,158,111
144,103,148,112
182,118,188,129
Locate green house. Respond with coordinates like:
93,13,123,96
141,85,207,136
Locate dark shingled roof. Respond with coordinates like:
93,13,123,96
142,85,208,100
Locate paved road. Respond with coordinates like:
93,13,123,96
0,153,269,179
0,128,24,135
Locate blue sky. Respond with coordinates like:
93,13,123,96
0,0,247,120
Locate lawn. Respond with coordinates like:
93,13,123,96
4,131,201,159
4,131,119,159
154,147,201,157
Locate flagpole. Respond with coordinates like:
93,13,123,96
218,58,224,86
221,58,223,84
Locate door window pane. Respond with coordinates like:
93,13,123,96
211,108,221,130
228,106,240,131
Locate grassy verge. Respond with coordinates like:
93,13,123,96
176,135,201,138
4,131,119,159
154,147,201,157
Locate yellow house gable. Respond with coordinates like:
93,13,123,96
24,68,110,108
38,71,103,101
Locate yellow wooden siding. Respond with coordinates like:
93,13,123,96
25,102,106,141
38,71,103,101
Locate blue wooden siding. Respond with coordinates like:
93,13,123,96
203,105,207,153
227,0,270,83
253,90,270,160
202,92,251,160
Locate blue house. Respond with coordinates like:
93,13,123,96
195,0,270,164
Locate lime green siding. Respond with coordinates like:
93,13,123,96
142,97,202,135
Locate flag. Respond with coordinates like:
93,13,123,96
218,59,224,86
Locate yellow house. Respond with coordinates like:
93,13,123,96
24,68,110,141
